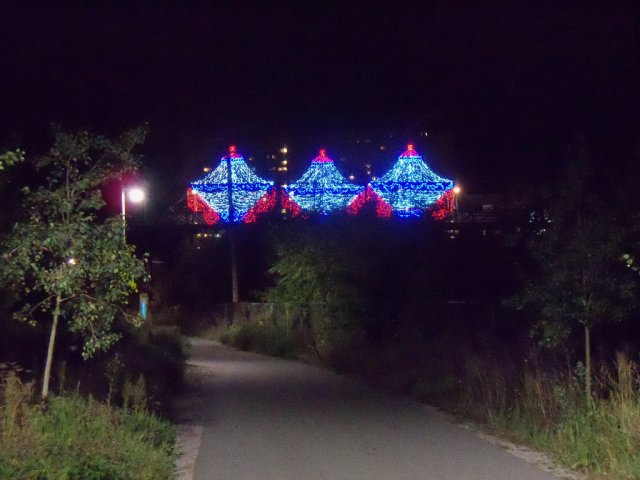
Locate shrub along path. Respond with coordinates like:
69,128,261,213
173,339,565,480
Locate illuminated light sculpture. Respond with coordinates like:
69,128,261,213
280,189,303,218
187,188,221,225
369,144,453,218
188,146,274,223
346,186,392,218
429,188,455,221
242,188,277,224
283,149,364,214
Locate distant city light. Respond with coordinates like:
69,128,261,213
453,186,461,194
280,146,288,154
203,167,211,172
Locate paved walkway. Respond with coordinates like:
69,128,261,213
174,339,567,480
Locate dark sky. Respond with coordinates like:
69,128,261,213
1,1,638,201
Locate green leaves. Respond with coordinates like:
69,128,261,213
512,148,637,346
0,149,25,171
0,127,148,360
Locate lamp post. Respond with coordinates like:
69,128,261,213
121,186,148,321
121,186,145,241
453,185,461,223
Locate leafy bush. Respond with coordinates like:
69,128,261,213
220,320,296,359
85,325,186,413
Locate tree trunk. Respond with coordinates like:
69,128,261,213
584,323,592,405
42,295,61,402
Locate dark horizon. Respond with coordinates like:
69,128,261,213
2,2,638,204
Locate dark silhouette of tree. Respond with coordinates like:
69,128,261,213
511,141,636,402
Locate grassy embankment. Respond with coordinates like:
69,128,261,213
0,372,175,480
0,323,185,480
457,356,640,479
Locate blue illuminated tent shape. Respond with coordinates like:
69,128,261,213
189,145,274,223
369,144,453,218
284,149,364,215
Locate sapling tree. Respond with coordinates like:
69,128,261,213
266,221,372,352
512,147,636,403
1,127,148,401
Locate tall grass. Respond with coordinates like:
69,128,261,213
461,354,640,479
0,372,175,480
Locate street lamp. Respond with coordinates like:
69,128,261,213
121,186,149,321
121,186,145,239
452,185,461,222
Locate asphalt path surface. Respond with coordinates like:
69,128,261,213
175,339,563,480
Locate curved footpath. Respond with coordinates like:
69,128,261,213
174,338,577,480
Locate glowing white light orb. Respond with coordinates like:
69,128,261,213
128,188,145,203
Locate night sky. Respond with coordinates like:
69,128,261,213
1,2,638,206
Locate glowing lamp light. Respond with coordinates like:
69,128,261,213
283,149,364,215
127,187,145,203
453,186,461,194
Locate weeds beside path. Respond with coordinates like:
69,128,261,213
0,371,176,480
